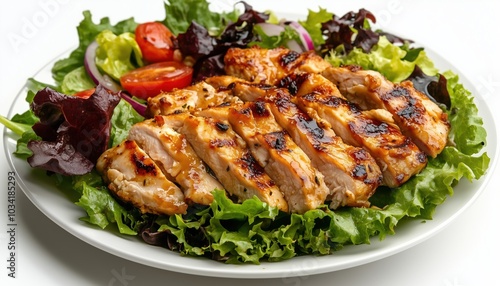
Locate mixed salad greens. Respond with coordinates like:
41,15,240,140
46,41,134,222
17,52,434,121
0,0,490,264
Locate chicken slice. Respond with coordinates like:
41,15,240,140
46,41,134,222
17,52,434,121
224,46,331,85
128,116,223,205
205,75,273,102
265,89,382,208
289,73,427,188
179,114,288,212
322,66,450,157
146,81,241,117
96,140,187,215
227,101,329,213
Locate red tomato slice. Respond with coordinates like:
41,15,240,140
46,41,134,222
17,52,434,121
72,88,96,99
135,22,175,63
120,61,193,99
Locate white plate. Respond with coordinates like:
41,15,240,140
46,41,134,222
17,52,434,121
3,18,498,279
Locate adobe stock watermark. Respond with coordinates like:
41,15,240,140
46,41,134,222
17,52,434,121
209,0,239,12
475,73,500,102
442,277,464,286
280,256,320,285
7,0,70,53
108,267,135,286
372,0,404,29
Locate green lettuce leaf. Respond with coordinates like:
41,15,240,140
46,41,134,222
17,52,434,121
162,0,239,36
250,25,301,50
326,36,438,82
95,30,143,81
74,172,140,235
61,66,95,95
1,80,45,158
0,114,33,136
445,70,488,155
298,8,333,48
108,99,144,147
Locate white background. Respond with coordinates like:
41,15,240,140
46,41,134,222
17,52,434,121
1,0,499,285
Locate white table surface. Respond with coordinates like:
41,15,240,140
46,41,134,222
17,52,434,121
1,0,499,285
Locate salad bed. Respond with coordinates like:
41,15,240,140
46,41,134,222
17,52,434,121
0,0,490,264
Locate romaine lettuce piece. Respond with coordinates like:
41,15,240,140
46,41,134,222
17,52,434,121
61,66,95,95
95,30,143,81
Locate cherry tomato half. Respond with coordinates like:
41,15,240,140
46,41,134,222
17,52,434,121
135,22,175,63
72,88,96,99
120,61,193,99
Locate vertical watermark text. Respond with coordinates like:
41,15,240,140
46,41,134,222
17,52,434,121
6,171,17,278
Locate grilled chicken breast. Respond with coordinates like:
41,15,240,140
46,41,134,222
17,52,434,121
224,46,331,85
205,75,273,102
128,116,223,205
179,114,289,212
227,101,329,213
95,46,445,214
207,77,382,208
322,65,450,157
265,89,382,208
288,73,427,187
96,140,187,215
146,81,241,117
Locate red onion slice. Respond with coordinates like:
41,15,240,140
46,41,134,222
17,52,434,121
255,23,305,53
84,41,121,92
119,91,147,117
284,21,315,51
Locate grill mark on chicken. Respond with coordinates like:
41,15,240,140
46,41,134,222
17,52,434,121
236,152,269,182
384,86,424,123
252,101,270,118
215,122,230,132
210,138,236,148
279,50,301,67
274,97,333,147
131,151,157,176
264,131,288,151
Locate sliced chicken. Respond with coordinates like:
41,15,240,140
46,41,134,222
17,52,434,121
207,77,382,208
96,140,187,215
128,116,223,205
205,75,272,102
227,101,329,213
179,114,288,212
288,73,427,187
265,89,382,208
322,65,450,157
224,46,331,85
146,81,241,117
